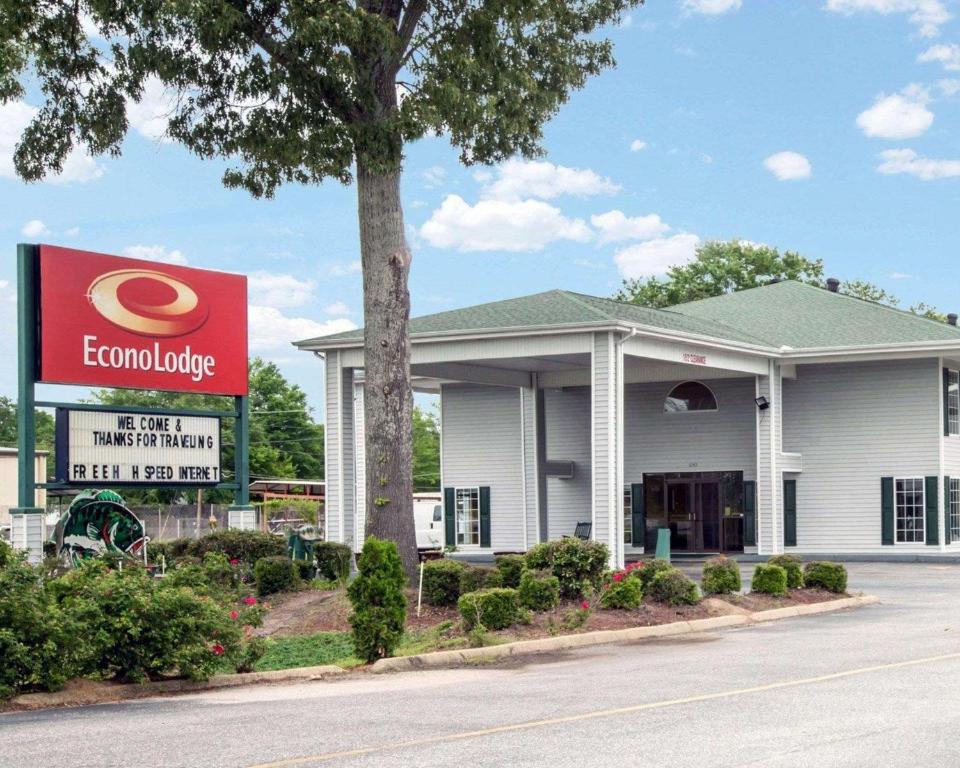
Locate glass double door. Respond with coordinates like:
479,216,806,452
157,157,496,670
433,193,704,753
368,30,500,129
666,479,721,552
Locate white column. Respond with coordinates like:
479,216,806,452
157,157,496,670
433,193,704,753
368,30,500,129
591,332,624,568
323,351,355,546
756,361,782,555
520,383,540,549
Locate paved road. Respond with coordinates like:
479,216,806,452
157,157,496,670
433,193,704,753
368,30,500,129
3,563,960,768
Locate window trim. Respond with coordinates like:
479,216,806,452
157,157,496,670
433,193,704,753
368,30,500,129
454,486,481,548
948,370,959,436
623,484,633,546
663,380,719,414
894,476,926,545
951,478,960,543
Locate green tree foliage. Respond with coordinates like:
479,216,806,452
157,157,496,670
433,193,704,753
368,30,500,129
1,0,644,577
412,404,440,491
616,239,948,320
0,396,55,479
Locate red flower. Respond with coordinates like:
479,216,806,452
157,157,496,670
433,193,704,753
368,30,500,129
613,572,623,582
580,601,590,610
230,610,239,621
211,643,225,656
229,559,239,566
243,596,257,606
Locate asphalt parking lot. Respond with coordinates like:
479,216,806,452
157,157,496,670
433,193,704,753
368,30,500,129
3,561,960,768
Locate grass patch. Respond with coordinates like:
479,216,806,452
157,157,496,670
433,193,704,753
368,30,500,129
395,621,469,657
253,632,362,671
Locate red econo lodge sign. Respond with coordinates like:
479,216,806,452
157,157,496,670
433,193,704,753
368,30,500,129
38,245,248,395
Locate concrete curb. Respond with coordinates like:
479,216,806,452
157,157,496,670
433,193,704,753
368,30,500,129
371,595,879,673
5,665,349,712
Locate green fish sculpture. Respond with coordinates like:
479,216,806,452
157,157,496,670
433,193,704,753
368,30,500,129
56,489,148,567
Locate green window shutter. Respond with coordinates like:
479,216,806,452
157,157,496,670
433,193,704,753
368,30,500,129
783,479,797,547
479,486,491,548
743,480,756,547
926,475,939,546
945,368,952,437
631,483,645,547
881,477,894,545
945,476,952,546
443,487,455,546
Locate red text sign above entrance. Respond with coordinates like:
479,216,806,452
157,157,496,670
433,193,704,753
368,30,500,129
38,245,248,395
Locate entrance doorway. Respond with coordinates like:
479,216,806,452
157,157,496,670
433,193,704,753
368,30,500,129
644,471,744,553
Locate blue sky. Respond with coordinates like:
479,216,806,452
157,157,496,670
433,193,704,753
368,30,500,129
3,0,960,416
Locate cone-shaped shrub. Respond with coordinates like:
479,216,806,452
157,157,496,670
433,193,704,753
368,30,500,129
347,538,407,662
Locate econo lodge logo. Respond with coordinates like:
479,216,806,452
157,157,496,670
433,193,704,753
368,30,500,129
81,268,217,383
87,269,209,337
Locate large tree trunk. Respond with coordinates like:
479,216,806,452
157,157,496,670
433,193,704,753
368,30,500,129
357,162,418,578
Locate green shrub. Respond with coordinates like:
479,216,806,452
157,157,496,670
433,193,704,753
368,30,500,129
495,554,526,588
254,556,299,596
187,530,287,566
524,538,609,598
0,547,77,699
637,559,674,591
458,588,519,631
50,561,254,683
347,538,407,662
315,541,352,581
600,577,642,609
803,561,848,593
293,559,316,581
162,552,242,602
147,537,193,566
422,559,465,606
459,564,501,594
517,569,560,611
648,567,701,605
751,564,788,596
701,556,741,595
768,555,804,589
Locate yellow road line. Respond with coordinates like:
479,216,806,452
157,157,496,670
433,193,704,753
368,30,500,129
247,650,960,768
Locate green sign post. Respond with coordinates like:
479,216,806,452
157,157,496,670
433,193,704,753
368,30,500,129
14,243,253,562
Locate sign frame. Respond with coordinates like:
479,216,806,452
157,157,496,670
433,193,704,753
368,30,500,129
54,405,225,488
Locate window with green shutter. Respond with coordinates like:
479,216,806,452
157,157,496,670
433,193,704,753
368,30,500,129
925,476,939,546
783,479,797,547
631,483,645,547
881,477,894,546
743,480,756,547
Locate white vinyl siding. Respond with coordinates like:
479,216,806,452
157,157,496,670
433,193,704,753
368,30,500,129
782,359,940,553
440,384,525,550
353,380,366,545
544,387,592,540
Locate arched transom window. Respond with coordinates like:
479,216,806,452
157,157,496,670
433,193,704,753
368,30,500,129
664,381,718,413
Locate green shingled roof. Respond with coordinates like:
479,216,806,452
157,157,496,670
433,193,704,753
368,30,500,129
295,289,772,348
670,280,960,349
296,281,960,352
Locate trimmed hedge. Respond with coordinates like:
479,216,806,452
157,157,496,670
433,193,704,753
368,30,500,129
348,538,407,662
254,556,299,596
600,577,642,609
518,569,560,611
803,561,848,594
458,588,519,631
422,559,465,606
751,564,787,596
186,530,287,565
459,564,501,594
701,556,741,595
495,554,526,589
637,559,674,591
523,538,609,598
315,541,352,581
648,567,700,605
768,554,804,589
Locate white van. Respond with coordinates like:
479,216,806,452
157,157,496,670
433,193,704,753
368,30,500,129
413,492,443,550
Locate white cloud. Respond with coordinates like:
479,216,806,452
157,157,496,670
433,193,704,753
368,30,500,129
876,148,960,179
248,305,356,351
324,301,351,315
918,43,960,70
121,244,189,265
422,165,446,188
700,152,714,164
763,151,812,180
420,195,591,252
248,271,316,308
0,101,104,184
681,0,742,14
890,271,913,279
65,226,80,237
939,78,960,95
614,233,701,279
856,86,933,139
590,210,670,244
630,139,648,151
825,0,950,38
480,159,620,201
21,219,50,237
328,260,362,276
127,77,176,142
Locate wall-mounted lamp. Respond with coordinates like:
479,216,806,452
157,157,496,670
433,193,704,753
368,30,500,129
755,396,770,411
